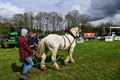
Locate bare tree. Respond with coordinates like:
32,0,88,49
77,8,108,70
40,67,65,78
65,10,90,28
35,12,48,32
0,16,2,23
50,12,63,31
23,12,34,29
12,14,25,27
24,13,28,28
35,12,43,30
35,12,63,32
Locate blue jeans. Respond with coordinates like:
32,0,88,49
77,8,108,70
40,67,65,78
22,57,33,75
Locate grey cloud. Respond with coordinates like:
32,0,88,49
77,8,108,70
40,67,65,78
1,0,120,25
56,0,120,21
91,0,120,20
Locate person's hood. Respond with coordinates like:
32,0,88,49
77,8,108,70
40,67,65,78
21,29,28,36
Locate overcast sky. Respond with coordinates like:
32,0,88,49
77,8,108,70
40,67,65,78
0,0,120,26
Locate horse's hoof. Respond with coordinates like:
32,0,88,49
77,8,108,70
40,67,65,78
70,58,75,63
55,67,61,72
71,60,75,63
58,68,62,72
41,66,47,70
41,67,47,71
64,62,68,65
54,65,60,71
69,61,75,63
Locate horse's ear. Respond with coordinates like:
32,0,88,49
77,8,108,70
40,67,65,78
74,26,79,31
64,28,70,33
75,26,79,30
79,29,81,32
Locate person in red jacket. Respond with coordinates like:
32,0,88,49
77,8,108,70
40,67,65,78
18,29,33,80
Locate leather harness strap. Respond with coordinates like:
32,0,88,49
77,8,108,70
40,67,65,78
62,34,75,50
65,35,71,44
65,28,77,39
62,28,80,50
62,36,66,49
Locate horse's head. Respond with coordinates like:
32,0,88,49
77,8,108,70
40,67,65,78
70,27,81,39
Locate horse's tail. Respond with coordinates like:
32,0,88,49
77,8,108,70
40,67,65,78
36,39,46,58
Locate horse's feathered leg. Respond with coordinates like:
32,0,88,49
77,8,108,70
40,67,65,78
40,53,47,70
40,48,49,70
36,39,45,58
51,48,60,71
36,39,47,70
64,55,70,65
64,46,75,64
69,48,75,63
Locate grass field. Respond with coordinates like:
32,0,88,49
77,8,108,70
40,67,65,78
0,41,120,80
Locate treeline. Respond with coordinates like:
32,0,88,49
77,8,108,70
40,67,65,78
0,10,118,35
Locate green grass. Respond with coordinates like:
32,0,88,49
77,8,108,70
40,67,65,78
0,41,120,80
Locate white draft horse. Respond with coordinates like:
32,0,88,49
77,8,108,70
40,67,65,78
36,27,81,71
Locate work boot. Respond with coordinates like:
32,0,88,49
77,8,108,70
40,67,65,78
19,75,29,80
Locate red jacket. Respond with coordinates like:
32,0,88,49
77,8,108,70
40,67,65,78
18,36,33,59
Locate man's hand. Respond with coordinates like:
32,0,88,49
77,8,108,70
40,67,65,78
29,45,34,48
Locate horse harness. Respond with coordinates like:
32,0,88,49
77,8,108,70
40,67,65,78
62,30,78,51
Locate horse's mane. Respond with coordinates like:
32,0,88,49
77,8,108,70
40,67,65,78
64,27,72,33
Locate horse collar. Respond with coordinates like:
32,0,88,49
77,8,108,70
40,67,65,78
68,30,77,39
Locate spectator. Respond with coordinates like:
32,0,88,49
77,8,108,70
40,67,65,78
18,29,33,80
27,32,38,54
27,32,39,67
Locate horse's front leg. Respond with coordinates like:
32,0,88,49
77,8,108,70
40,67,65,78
64,47,75,64
40,53,47,70
51,49,60,71
69,48,75,63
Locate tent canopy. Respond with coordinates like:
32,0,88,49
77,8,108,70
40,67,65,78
110,27,120,35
